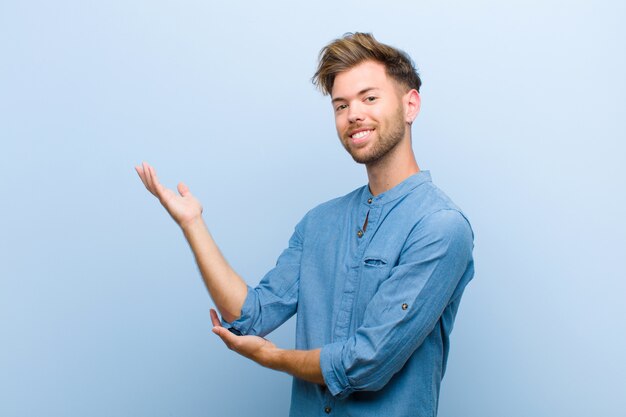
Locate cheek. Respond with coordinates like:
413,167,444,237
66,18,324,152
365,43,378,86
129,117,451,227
371,107,387,121
334,117,346,137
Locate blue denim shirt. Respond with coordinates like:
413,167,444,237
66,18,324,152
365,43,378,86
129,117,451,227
226,171,475,417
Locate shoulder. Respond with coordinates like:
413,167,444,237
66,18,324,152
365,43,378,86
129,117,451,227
397,209,474,269
288,185,365,240
301,185,365,223
418,209,473,242
402,180,475,251
403,178,472,229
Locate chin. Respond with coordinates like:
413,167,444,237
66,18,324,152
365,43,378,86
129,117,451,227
350,151,377,165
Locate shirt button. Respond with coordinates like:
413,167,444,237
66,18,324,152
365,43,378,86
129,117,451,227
357,230,363,238
402,303,408,310
324,407,332,414
367,198,372,204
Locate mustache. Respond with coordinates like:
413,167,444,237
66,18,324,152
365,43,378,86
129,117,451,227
345,123,375,135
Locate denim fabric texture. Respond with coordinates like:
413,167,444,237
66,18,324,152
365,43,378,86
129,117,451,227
226,171,475,417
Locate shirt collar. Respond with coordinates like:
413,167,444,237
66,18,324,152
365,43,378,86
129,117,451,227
364,170,432,205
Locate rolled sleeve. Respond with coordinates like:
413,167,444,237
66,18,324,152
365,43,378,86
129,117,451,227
320,209,474,397
222,222,304,337
320,341,351,398
221,284,258,335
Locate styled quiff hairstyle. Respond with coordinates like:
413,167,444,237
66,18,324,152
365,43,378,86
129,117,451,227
312,32,421,96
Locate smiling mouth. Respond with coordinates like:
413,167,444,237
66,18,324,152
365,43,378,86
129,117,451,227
350,129,374,144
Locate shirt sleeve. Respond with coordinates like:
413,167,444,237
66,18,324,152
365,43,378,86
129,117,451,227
222,220,304,337
320,209,474,398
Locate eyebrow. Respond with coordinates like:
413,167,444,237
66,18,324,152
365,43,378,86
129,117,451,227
331,87,380,103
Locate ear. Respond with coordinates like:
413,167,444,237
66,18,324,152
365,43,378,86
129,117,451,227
404,89,421,124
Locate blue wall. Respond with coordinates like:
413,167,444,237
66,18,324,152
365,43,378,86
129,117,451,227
1,1,624,416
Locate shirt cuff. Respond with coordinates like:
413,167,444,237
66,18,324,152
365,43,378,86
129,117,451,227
220,285,257,335
320,341,352,399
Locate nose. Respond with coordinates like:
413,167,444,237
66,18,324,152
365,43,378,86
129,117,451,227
347,102,364,123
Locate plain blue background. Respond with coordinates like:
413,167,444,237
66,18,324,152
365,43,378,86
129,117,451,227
1,1,624,416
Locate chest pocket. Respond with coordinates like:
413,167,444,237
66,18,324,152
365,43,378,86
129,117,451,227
364,257,387,267
352,256,392,329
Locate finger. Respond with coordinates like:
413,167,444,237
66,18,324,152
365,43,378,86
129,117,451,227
146,163,165,199
142,162,161,199
135,165,149,189
142,162,154,191
212,326,237,349
137,164,157,197
177,182,190,197
210,308,221,327
148,164,168,199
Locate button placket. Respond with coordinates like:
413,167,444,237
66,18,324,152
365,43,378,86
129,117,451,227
336,203,371,340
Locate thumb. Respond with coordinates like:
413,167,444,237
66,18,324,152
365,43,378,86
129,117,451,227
177,182,190,197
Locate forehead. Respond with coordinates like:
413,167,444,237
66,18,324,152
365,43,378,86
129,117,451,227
331,60,395,99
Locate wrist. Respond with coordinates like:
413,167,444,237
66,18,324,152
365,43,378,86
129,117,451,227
263,345,284,371
180,215,205,233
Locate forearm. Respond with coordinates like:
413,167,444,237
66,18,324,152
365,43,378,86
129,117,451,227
268,348,325,386
181,217,248,322
211,311,324,385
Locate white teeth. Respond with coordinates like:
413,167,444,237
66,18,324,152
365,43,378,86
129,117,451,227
352,130,371,139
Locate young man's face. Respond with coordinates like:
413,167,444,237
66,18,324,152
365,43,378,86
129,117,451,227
331,60,410,165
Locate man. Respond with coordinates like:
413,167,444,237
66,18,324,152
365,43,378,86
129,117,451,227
136,33,474,417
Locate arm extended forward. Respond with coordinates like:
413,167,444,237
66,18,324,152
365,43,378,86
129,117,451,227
135,162,247,322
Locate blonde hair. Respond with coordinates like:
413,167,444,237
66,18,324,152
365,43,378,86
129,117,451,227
312,32,421,96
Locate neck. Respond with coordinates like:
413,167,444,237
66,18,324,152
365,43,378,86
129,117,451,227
366,136,420,196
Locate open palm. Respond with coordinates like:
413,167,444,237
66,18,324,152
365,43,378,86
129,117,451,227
135,162,203,228
210,309,277,364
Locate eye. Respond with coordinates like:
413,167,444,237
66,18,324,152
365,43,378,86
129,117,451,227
335,103,348,112
365,96,377,103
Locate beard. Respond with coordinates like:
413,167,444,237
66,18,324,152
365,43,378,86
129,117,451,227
341,106,407,165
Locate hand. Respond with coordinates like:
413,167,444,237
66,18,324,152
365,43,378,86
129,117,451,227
210,309,277,366
135,162,203,229
211,309,325,385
